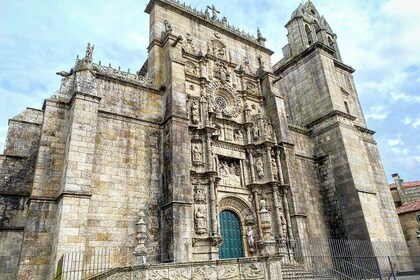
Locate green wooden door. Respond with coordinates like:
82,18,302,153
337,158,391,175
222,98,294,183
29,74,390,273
219,210,244,259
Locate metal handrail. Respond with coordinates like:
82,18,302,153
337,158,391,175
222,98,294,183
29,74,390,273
312,258,356,280
341,258,379,278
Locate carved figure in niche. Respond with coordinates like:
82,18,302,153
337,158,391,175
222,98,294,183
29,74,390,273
191,101,199,124
280,212,287,238
214,61,230,82
195,206,207,234
319,163,328,182
253,124,260,140
242,57,252,74
192,144,203,163
256,157,264,179
246,226,255,253
271,158,278,180
194,186,206,204
234,129,243,142
164,20,172,34
185,62,199,77
182,33,197,54
260,199,267,211
245,83,259,95
219,160,229,176
264,120,273,140
212,40,226,59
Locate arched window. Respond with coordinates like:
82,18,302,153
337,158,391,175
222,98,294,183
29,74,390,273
328,36,334,48
328,36,338,58
219,210,244,259
305,25,313,45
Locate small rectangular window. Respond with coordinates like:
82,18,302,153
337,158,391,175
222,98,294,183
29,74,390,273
344,102,350,114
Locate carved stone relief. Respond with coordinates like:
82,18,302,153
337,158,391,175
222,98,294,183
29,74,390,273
218,158,241,186
190,99,200,124
255,157,264,179
213,60,230,83
245,82,259,95
271,157,278,181
192,143,203,166
233,129,244,142
182,33,197,55
195,206,207,234
211,39,226,59
185,61,199,77
252,124,260,141
194,185,206,204
241,263,265,279
263,118,273,140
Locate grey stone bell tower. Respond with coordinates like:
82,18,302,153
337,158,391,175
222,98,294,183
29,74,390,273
274,0,405,246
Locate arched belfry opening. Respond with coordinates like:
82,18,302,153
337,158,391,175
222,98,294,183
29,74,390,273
219,210,244,259
305,25,313,45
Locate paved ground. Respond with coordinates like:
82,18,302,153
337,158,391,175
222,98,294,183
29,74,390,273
396,276,420,279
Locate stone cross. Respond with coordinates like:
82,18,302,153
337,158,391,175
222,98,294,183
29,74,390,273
206,5,220,21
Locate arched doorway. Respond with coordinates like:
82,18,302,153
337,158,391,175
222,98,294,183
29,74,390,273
219,210,244,259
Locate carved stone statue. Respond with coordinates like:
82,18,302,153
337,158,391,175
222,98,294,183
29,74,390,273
264,120,273,140
191,101,199,124
271,158,278,180
182,33,197,54
85,42,94,63
194,186,206,204
164,20,172,34
246,226,255,253
234,129,243,141
260,199,267,212
256,157,264,179
195,206,207,234
252,123,260,140
192,144,202,162
219,160,229,176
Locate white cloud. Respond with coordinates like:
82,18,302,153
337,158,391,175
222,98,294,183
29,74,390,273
390,147,410,156
413,118,420,128
390,92,420,103
402,116,412,125
365,106,388,121
387,138,403,147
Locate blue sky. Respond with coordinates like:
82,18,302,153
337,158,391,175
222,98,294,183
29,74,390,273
0,0,419,182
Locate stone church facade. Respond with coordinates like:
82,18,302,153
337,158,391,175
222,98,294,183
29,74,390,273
0,0,406,279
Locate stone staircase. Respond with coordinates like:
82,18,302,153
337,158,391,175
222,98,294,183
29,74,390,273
282,263,334,280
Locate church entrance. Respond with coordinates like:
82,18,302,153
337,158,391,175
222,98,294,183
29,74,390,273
219,210,244,259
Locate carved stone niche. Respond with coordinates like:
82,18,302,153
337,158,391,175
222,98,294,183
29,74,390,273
194,205,208,235
182,33,197,55
210,39,226,59
185,61,199,77
194,185,206,204
218,156,241,187
245,82,259,96
190,98,200,125
192,142,204,166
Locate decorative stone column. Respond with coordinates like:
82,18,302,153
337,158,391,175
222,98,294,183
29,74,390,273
248,150,255,183
133,212,147,265
259,199,276,256
275,149,284,184
271,184,287,255
283,188,295,260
